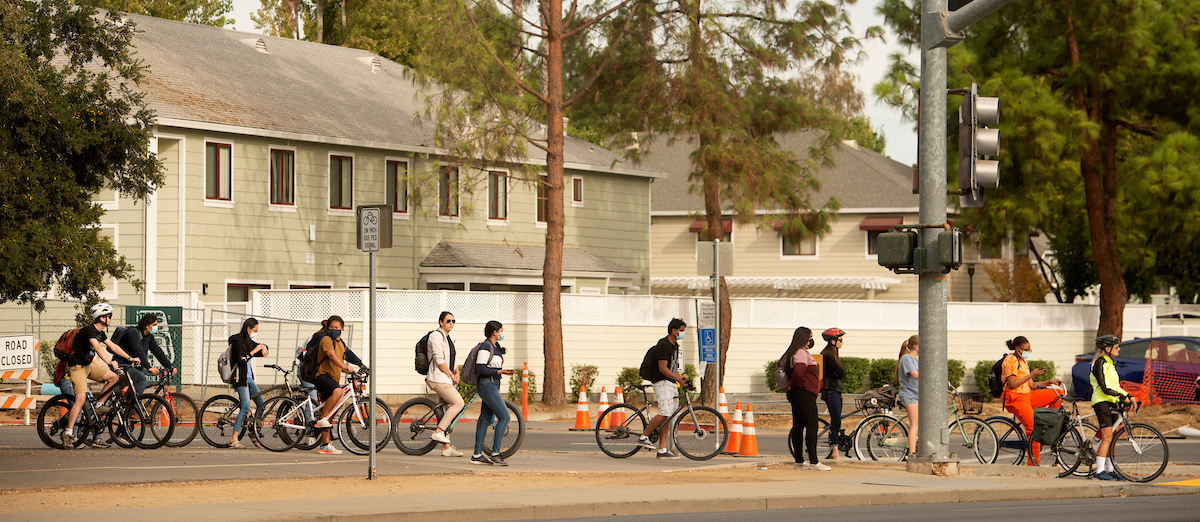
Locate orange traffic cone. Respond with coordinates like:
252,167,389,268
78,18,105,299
738,404,759,456
724,402,742,454
570,384,591,431
597,387,610,429
612,387,625,427
717,387,729,424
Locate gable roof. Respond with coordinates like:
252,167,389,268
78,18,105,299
643,132,919,214
420,241,637,275
123,13,662,179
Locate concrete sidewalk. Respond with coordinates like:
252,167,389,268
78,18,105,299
4,457,1198,522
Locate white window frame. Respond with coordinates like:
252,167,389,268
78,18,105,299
96,223,119,299
385,156,411,220
327,151,355,216
571,176,584,207
438,163,461,224
779,233,819,260
268,145,297,212
535,174,548,228
94,187,119,212
487,168,510,226
203,138,235,208
224,278,273,302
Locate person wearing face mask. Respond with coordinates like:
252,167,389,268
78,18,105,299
470,321,516,465
784,327,830,470
228,317,270,448
112,313,177,395
312,315,356,455
1000,335,1062,465
635,318,689,460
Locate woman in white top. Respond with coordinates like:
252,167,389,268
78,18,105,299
426,311,465,457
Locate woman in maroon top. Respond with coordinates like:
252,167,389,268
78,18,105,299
783,327,830,470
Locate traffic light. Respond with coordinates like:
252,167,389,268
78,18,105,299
877,229,919,273
958,83,999,208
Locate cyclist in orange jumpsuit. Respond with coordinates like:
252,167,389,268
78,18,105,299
1000,336,1062,465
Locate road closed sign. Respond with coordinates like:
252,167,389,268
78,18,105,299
0,335,35,372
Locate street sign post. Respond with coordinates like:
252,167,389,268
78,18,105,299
356,205,392,480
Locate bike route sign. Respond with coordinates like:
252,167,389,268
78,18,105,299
125,306,183,387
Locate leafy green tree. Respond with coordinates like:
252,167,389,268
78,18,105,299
77,0,234,26
0,0,161,310
566,0,875,403
875,0,1200,337
844,115,887,155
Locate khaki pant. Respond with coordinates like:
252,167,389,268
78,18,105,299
426,380,465,432
68,360,109,396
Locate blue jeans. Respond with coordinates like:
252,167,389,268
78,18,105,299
473,378,509,456
299,379,319,423
232,379,264,435
128,367,148,396
821,390,843,447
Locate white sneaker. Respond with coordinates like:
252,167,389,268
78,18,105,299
317,443,342,455
314,418,332,429
808,462,832,471
442,446,463,457
431,431,451,444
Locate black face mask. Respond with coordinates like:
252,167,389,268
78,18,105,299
807,338,814,349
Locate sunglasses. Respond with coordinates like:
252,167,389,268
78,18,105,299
444,319,456,324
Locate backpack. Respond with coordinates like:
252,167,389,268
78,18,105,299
774,354,792,391
53,328,82,361
299,332,329,384
414,330,435,375
988,354,1011,398
217,343,236,384
460,342,487,387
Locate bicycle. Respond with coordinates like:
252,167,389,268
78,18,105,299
37,367,176,450
788,390,891,461
198,363,307,448
391,384,526,458
853,384,997,463
595,381,729,461
984,386,1098,471
256,369,393,454
144,370,200,448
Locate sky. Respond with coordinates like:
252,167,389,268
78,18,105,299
223,0,919,166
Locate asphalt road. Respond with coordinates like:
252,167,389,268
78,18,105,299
516,495,1200,522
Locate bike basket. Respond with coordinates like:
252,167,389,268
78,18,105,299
1030,407,1067,445
962,400,983,415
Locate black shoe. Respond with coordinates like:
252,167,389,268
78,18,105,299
470,454,493,466
81,439,111,449
489,454,508,466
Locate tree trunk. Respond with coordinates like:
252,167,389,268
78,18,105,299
1066,11,1126,338
340,0,346,42
540,0,567,407
315,0,324,43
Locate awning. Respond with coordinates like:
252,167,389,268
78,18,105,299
859,217,903,231
688,219,733,233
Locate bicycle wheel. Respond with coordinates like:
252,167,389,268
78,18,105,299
160,393,199,448
1111,423,1168,482
106,409,139,449
595,404,648,458
482,400,526,458
256,397,303,452
199,394,240,448
857,414,908,461
788,417,831,460
1049,426,1086,478
340,398,393,455
1069,421,1099,476
133,393,175,449
948,417,998,464
391,397,440,455
672,405,728,461
984,416,1026,465
37,396,72,449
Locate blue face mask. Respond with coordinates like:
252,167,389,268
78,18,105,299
677,331,686,340
151,324,160,334
499,332,505,341
328,329,342,338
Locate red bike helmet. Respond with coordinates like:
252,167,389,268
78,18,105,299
821,328,846,341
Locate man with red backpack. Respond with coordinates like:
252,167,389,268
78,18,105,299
61,303,139,449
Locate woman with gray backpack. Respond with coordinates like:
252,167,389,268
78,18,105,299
780,327,830,471
469,320,515,466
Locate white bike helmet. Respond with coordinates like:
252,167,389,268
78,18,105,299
90,303,114,319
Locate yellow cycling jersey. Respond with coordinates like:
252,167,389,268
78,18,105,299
1089,354,1127,404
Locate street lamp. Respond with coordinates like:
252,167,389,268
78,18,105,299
964,260,980,302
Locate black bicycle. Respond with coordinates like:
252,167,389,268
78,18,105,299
38,368,176,450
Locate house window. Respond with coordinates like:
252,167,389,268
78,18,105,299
226,283,270,302
386,160,408,214
697,230,732,242
782,235,817,256
439,165,459,217
572,177,584,204
205,142,232,200
329,155,353,209
270,149,294,205
867,230,884,255
537,175,548,223
488,171,508,220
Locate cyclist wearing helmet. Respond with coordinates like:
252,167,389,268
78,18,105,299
819,328,847,459
1091,334,1133,481
62,303,139,449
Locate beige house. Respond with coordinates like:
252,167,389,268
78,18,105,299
643,133,988,301
95,14,663,311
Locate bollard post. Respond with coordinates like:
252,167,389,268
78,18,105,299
522,362,529,419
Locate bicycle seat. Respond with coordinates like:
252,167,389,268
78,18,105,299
632,383,652,391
